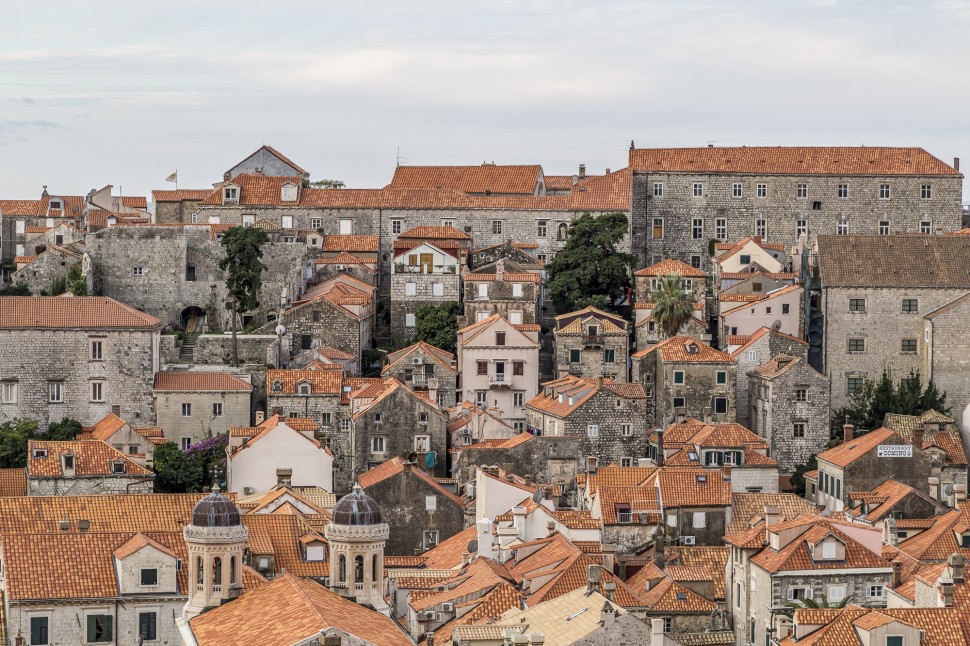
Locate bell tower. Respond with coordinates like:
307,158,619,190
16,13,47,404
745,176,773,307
324,484,389,613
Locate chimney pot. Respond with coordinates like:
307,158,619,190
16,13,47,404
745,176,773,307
955,157,961,172
913,426,925,449
586,564,601,593
578,164,586,178
843,419,855,444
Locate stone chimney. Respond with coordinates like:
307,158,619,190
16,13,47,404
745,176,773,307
654,525,666,569
941,574,954,607
461,552,471,567
843,418,855,444
884,517,899,547
255,410,266,425
512,506,527,541
578,164,586,179
913,426,925,450
765,505,781,528
602,543,616,573
586,564,601,593
929,477,940,501
496,258,505,281
477,518,494,560
656,429,665,467
320,634,341,646
955,157,961,172
957,484,968,502
754,235,762,245
603,581,616,602
703,406,713,423
546,520,556,537
892,561,902,588
949,553,965,583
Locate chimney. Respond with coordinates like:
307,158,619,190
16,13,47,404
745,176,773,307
602,543,616,573
654,525,666,569
754,235,762,244
703,406,713,423
477,518,494,560
546,520,556,537
929,476,940,501
941,575,954,607
764,505,781,528
512,505,527,541
957,484,968,503
586,564,601,593
320,634,341,646
255,410,266,425
578,164,586,179
528,635,545,646
884,517,899,547
656,429,665,467
426,633,436,646
605,168,611,175
892,561,902,588
843,418,855,444
949,553,965,584
603,581,616,602
496,258,505,280
955,157,961,172
638,458,651,468
913,426,925,450
461,552,471,567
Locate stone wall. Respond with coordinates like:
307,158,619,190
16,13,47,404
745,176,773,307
462,279,540,326
8,599,185,646
666,506,727,546
11,250,79,295
924,296,970,424
734,333,808,427
389,272,460,343
191,334,277,366
631,170,963,268
454,436,583,488
265,392,350,489
555,332,629,382
27,474,154,496
382,350,458,408
634,356,736,428
155,389,252,445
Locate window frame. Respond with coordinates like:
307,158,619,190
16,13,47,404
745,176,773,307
140,567,159,587
653,182,664,197
756,183,767,198
837,184,848,199
48,382,63,404
491,220,503,235
0,381,17,404
848,298,866,312
796,183,808,199
692,182,704,198
901,298,919,313
793,422,806,438
921,184,932,199
673,370,685,385
732,182,743,198
85,613,114,643
879,183,891,199
692,217,703,239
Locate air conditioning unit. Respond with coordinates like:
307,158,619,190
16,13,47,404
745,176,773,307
335,264,346,271
441,602,454,612
412,357,424,365
683,536,696,545
423,611,435,620
243,486,254,495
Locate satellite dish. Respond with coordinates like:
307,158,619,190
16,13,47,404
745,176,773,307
532,489,544,504
771,320,782,332
467,539,478,554
945,484,955,496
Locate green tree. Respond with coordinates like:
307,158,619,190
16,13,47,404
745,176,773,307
46,418,82,440
415,301,461,354
832,368,950,436
68,263,88,296
545,212,635,314
0,418,38,468
153,442,204,493
306,178,345,189
219,226,269,367
651,274,693,339
790,454,818,496
0,283,30,296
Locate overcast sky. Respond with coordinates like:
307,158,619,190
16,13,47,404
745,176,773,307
1,0,968,201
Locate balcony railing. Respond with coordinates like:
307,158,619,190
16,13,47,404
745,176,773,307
395,263,457,275
617,512,633,524
489,374,510,388
583,334,603,347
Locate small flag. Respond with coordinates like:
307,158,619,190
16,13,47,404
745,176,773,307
165,171,177,183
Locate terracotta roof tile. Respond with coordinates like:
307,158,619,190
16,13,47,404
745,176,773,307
635,258,707,278
151,189,211,202
727,492,816,535
751,521,890,574
383,340,456,374
357,456,466,507
399,225,471,240
818,235,970,288
154,371,252,392
27,440,153,477
818,427,897,468
0,468,26,496
267,369,343,395
0,296,160,329
389,164,542,194
632,336,733,362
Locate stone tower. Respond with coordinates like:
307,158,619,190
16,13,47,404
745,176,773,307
182,486,248,620
325,483,389,613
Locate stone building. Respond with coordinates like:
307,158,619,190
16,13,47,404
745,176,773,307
468,239,544,270
634,258,708,302
381,340,458,408
725,514,892,646
393,224,472,266
224,144,310,181
21,222,85,255
632,336,736,427
748,353,830,475
452,434,583,488
26,439,154,495
151,189,211,224
86,224,308,331
923,291,970,421
389,241,462,341
845,478,948,524
462,260,542,327
457,314,541,429
629,145,963,268
554,306,630,381
312,252,378,286
730,326,809,428
712,236,787,280
350,378,448,479
77,412,166,468
524,374,647,470
324,484,390,612
10,243,84,294
0,296,160,429
447,402,518,448
719,283,803,345
153,371,253,447
817,234,970,410
883,410,969,501
634,302,708,349
357,456,469,555
226,415,334,495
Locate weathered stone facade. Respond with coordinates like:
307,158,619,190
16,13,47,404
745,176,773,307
462,264,541,327
153,372,253,446
923,292,970,422
749,355,830,474
381,342,458,408
11,245,83,295
389,243,461,342
554,307,630,382
453,435,583,491
731,328,809,428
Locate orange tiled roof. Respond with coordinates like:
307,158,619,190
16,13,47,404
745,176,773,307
752,521,889,574
151,189,211,202
0,296,159,329
357,456,466,507
27,440,152,477
198,174,303,206
847,479,940,521
112,531,179,560
726,492,816,535
780,606,970,646
729,326,808,358
321,234,380,252
229,415,323,456
720,284,803,317
658,468,733,508
422,581,521,645
464,271,541,283
639,575,718,612
818,427,897,468
190,573,411,646
153,371,252,392
635,258,707,278
628,146,960,176
383,340,456,374
0,468,26,496
419,525,478,570
389,164,543,194
267,369,343,395
632,336,733,362
527,374,644,418
399,225,471,240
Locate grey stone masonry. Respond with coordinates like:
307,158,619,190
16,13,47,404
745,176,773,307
11,246,83,295
749,354,830,474
454,435,583,491
732,328,809,428
554,307,630,382
924,292,970,426
381,342,458,409
629,146,963,269
462,261,541,328
390,263,461,343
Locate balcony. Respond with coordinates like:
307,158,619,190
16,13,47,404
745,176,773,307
395,263,457,275
617,512,633,524
489,374,511,388
583,334,603,347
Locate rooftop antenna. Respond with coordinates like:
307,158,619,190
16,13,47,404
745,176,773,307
706,141,718,147
396,146,407,167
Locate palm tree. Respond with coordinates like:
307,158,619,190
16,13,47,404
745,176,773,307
651,274,693,339
780,594,854,618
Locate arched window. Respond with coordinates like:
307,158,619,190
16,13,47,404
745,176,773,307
558,223,568,240
197,556,204,584
230,556,237,584
372,553,379,583
338,555,346,582
355,555,364,583
213,557,222,585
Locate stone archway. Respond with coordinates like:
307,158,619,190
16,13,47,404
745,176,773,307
181,306,207,332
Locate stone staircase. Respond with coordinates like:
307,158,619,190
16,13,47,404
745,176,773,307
539,300,558,381
179,334,199,363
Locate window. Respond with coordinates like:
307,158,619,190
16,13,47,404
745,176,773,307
755,219,766,237
371,436,386,453
477,283,488,299
692,182,704,197
692,511,706,528
795,388,808,402
513,391,524,407
673,396,685,408
715,218,727,240
838,184,848,198
620,457,634,467
732,183,743,198
30,616,49,646
1,382,16,404
491,220,503,235
405,282,416,296
586,424,599,437
373,412,382,425
140,568,158,586
793,422,806,438
339,219,353,235
138,611,157,641
849,298,866,312
132,266,143,276
280,215,293,229
181,403,192,417
537,220,547,238
476,390,488,405
340,419,350,431
424,495,437,511
88,339,104,361
512,283,524,297
673,370,685,385
212,402,223,417
796,219,807,238
788,587,809,600
714,397,728,415
920,220,932,234
901,298,919,313
496,331,506,346
652,218,663,239
880,183,891,199
424,530,440,549
796,183,807,198
848,338,866,352
509,311,523,325
827,584,845,600
477,361,488,376
690,255,702,269
513,361,524,376
91,382,104,403
569,349,581,363
86,614,113,643
603,349,615,363
847,377,864,396
868,584,885,598
886,637,903,646
405,313,416,327
310,218,322,229
242,214,255,227
879,220,890,235
747,350,757,361
901,338,917,353
48,382,63,403
837,219,848,235
621,423,632,437
692,218,703,239
181,438,192,450
653,183,664,197
813,201,822,210
432,282,444,297
415,436,430,452
715,371,727,385
921,184,932,199
782,303,791,315
756,183,767,198
392,220,402,234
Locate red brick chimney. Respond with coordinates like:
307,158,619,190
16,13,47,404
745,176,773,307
843,419,855,444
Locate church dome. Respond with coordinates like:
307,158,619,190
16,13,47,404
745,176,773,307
332,484,383,526
191,485,242,528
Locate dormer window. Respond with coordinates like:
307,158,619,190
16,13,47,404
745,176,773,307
33,448,47,459
296,381,311,395
281,183,297,202
63,454,74,470
223,186,239,204
272,381,283,393
306,543,326,562
49,199,62,210
112,460,125,474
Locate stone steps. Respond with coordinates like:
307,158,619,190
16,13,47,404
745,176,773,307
179,334,198,363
